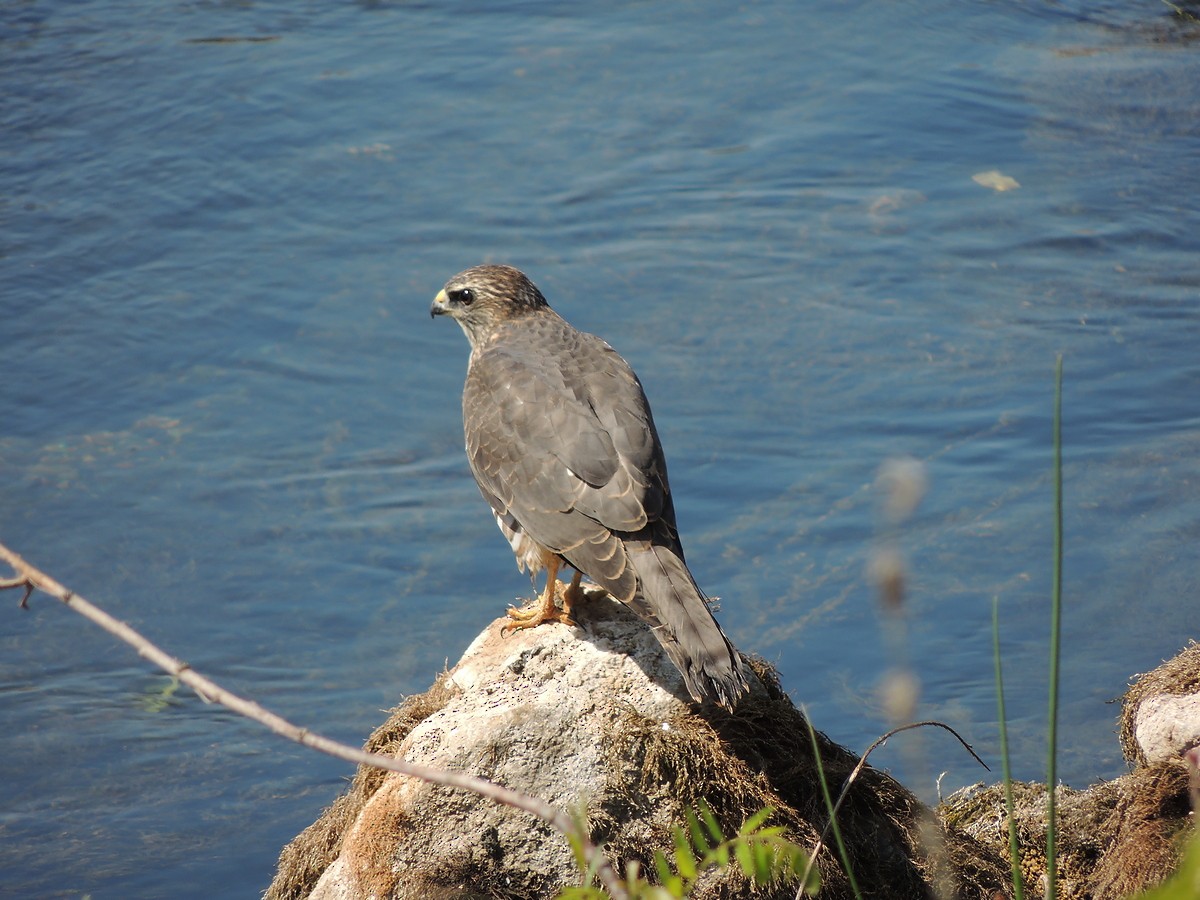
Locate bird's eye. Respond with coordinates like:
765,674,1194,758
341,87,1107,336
450,288,475,306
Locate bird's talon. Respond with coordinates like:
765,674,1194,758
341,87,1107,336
502,588,575,633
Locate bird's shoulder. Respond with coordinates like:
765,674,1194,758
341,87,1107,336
463,310,661,474
467,312,639,398
463,310,670,528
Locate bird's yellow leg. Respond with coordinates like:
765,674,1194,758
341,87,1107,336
561,570,584,620
504,558,576,631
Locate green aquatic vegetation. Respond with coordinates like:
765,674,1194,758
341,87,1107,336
137,675,182,713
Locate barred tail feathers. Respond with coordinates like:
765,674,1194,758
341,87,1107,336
624,541,749,709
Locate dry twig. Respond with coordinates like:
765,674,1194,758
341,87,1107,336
1,540,627,900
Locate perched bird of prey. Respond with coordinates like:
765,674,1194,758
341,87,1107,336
431,264,749,709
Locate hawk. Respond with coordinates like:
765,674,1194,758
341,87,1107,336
431,265,748,710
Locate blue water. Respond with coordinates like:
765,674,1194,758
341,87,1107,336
3,1,1199,896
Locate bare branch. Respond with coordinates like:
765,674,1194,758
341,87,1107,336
0,540,627,900
2,573,34,607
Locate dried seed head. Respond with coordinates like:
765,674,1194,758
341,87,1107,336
876,456,928,524
869,546,906,611
881,669,921,723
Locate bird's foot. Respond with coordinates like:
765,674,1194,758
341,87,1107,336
503,581,576,634
560,570,584,620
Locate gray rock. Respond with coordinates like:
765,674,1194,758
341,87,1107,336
1132,693,1200,765
311,591,723,899
1119,641,1200,768
268,589,1008,900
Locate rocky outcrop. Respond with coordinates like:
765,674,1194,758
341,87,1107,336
265,588,1008,899
941,643,1200,899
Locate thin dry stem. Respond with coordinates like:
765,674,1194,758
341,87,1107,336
0,540,627,900
797,719,989,897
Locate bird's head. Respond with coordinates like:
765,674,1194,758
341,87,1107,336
431,264,550,347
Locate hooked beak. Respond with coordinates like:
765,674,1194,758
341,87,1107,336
430,288,449,319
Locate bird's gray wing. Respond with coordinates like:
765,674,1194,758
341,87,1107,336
552,325,670,525
462,322,668,598
555,328,748,707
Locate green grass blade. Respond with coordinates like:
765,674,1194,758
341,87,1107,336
737,806,773,837
653,848,674,887
698,799,723,845
686,808,710,856
1046,353,1064,900
992,596,1025,900
674,828,698,882
734,839,754,879
804,711,863,900
750,841,774,883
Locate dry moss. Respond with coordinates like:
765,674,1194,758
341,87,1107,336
938,641,1200,899
588,655,1008,900
264,675,460,900
1090,762,1191,898
940,762,1191,899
